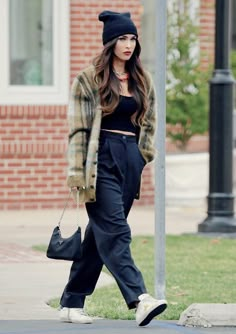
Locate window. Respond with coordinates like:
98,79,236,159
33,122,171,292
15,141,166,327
10,0,53,86
0,0,69,105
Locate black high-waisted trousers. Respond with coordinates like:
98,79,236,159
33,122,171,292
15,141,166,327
60,130,147,309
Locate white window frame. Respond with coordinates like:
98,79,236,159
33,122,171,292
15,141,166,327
0,0,69,105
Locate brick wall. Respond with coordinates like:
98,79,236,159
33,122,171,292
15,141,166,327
199,0,215,69
0,106,68,210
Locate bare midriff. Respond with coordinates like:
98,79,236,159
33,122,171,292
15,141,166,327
101,129,136,136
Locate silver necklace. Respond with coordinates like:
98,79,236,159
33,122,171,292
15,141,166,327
113,69,127,76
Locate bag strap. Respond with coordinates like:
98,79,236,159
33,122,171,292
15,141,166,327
58,190,80,228
68,128,90,142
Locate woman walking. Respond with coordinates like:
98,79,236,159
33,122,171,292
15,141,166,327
60,10,167,327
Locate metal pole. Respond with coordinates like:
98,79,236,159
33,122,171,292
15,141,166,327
198,0,236,232
154,0,167,299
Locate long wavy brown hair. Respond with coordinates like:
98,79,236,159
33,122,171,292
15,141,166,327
93,37,148,126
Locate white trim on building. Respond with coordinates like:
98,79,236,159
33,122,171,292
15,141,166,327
0,0,69,105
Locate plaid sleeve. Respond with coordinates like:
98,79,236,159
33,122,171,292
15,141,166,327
139,73,157,163
66,77,90,188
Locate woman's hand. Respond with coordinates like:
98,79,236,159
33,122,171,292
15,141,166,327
71,186,86,191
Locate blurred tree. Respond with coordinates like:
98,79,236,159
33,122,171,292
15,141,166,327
166,0,209,151
231,50,236,78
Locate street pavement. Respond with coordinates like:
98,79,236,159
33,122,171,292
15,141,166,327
0,203,235,333
1,319,236,334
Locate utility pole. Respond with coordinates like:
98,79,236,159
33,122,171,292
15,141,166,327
198,0,236,233
154,0,167,299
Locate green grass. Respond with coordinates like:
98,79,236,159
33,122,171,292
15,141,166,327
36,235,236,320
32,245,47,252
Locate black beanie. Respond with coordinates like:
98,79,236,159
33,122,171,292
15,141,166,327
98,10,138,45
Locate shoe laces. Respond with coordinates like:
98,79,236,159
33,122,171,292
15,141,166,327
75,308,89,316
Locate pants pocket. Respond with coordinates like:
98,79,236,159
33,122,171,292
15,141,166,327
136,146,146,167
98,139,116,170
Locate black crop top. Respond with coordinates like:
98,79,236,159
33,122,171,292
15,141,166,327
101,96,137,133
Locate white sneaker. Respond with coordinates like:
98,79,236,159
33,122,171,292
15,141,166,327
136,294,167,326
60,307,93,324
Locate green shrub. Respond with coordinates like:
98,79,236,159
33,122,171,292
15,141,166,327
231,50,236,78
166,0,209,150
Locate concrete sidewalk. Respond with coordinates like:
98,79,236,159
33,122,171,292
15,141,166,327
0,204,206,247
0,204,235,333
